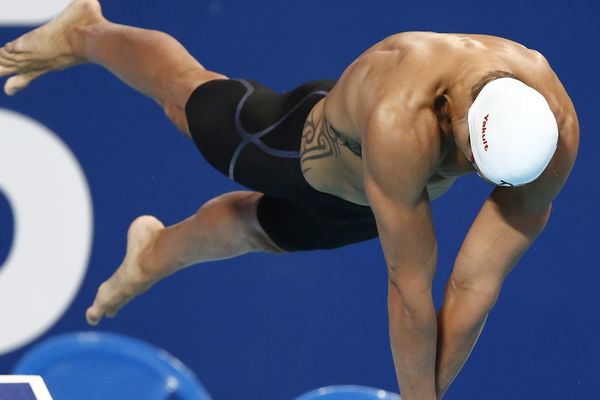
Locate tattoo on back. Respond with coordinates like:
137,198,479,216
300,111,362,174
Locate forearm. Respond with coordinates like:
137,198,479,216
388,283,438,400
434,282,494,398
434,197,549,397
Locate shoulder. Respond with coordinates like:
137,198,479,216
492,109,578,216
495,42,580,176
362,105,441,203
520,53,580,166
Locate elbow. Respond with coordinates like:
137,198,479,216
526,203,552,227
388,270,434,319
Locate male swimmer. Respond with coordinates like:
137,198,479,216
0,1,579,399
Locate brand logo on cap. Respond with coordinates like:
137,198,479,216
481,114,489,151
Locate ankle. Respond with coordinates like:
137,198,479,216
68,25,91,61
68,21,107,62
137,236,187,282
137,242,166,281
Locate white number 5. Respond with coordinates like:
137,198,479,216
0,109,93,355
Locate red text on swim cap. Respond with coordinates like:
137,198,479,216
481,114,489,151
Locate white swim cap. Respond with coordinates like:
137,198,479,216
467,77,558,187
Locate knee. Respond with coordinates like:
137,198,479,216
163,71,228,137
230,192,286,254
163,102,190,136
200,192,286,255
250,227,287,255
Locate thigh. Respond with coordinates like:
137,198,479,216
184,79,380,251
184,79,334,196
256,195,379,252
185,79,249,176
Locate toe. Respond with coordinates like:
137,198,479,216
86,307,101,326
0,44,32,66
4,71,42,96
0,48,14,65
0,48,23,68
5,38,31,55
0,66,16,77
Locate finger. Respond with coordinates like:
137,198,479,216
4,71,42,96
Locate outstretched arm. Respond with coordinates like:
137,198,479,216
435,113,579,398
364,107,440,400
434,190,551,398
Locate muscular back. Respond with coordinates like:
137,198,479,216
300,32,577,205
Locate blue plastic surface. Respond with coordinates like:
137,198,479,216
295,385,401,400
13,332,212,400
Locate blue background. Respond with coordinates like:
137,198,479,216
1,0,599,399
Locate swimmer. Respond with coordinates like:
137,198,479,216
0,1,579,399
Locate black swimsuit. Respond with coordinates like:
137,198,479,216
185,79,378,251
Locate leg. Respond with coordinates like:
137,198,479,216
86,191,283,326
0,0,225,135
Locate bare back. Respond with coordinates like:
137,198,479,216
299,32,577,205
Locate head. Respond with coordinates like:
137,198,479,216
467,74,559,187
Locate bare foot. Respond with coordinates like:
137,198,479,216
0,0,104,96
86,215,165,326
